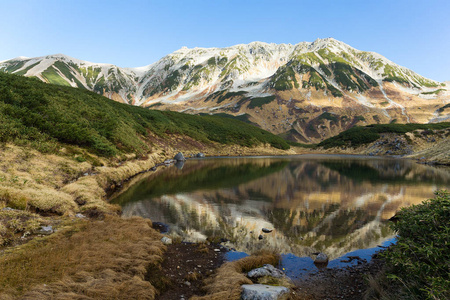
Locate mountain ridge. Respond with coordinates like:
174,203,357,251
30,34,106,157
1,38,448,143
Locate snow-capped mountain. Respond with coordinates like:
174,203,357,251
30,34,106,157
1,38,448,142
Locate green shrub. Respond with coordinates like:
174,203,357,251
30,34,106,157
318,122,450,149
247,96,276,109
382,190,450,299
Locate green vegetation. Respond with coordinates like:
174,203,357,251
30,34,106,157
80,66,102,87
381,191,449,299
53,61,85,88
437,103,450,113
318,112,338,123
421,89,446,95
325,81,343,97
205,90,247,104
14,62,40,76
200,113,256,125
383,64,410,85
247,96,276,109
317,48,347,64
157,70,180,93
3,60,26,73
286,141,316,148
271,65,299,91
331,62,369,92
0,73,289,156
318,122,450,149
40,66,72,87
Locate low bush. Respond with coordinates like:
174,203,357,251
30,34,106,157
381,190,449,299
318,122,450,149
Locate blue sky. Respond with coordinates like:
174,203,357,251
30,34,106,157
1,0,449,81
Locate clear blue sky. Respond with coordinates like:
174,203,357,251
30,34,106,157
1,0,449,81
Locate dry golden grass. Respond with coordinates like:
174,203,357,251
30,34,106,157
0,215,165,299
190,252,280,300
0,144,162,216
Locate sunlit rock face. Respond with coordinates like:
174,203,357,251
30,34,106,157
114,156,449,260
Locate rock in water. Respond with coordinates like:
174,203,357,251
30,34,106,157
262,228,273,233
174,152,185,161
248,264,285,279
314,252,329,266
241,284,289,300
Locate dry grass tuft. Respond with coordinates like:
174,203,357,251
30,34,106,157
0,209,45,246
196,243,210,254
190,252,279,300
185,271,203,282
364,268,392,300
0,216,165,299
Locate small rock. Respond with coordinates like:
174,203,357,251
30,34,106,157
196,153,205,158
152,222,169,233
248,264,285,279
39,225,53,235
241,284,289,300
314,253,329,265
184,281,191,287
214,249,221,252
83,173,89,176
262,228,273,233
174,152,186,161
161,236,172,245
75,213,86,219
150,166,157,171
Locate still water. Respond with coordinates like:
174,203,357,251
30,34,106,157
111,155,449,276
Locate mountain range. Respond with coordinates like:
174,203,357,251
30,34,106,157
1,38,449,143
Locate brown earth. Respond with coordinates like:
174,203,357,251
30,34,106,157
152,238,385,300
155,243,226,300
292,258,384,300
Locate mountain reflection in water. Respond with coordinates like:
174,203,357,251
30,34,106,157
111,155,450,261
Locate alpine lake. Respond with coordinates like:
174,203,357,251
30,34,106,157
110,154,450,280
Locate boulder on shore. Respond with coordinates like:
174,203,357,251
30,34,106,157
241,284,289,300
196,153,205,158
174,152,186,161
314,252,329,265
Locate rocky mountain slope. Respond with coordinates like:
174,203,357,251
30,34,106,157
1,38,449,143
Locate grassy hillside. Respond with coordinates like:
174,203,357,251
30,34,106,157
0,73,289,157
318,123,450,149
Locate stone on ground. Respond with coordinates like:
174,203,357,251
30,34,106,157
241,284,289,300
248,264,285,279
